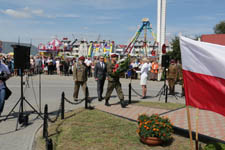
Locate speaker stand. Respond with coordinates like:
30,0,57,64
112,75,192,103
4,69,43,130
156,68,168,103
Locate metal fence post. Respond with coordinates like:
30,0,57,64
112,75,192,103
129,83,131,104
85,87,88,109
61,92,65,120
43,104,48,138
46,138,53,150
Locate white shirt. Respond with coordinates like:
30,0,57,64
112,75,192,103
136,63,151,78
56,60,60,68
85,59,92,66
131,62,138,68
100,62,105,68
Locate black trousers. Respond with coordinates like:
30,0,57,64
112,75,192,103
97,79,105,99
87,66,92,77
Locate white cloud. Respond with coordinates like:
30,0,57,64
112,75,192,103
55,14,80,18
32,9,44,16
1,9,32,18
1,7,80,19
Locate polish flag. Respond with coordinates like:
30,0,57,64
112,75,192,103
180,36,225,116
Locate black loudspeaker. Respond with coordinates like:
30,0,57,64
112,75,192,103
162,54,170,68
12,45,30,69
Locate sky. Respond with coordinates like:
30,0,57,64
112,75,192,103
0,0,225,46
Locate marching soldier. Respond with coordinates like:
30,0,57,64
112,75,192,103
73,56,89,101
166,59,178,95
177,60,185,96
104,54,126,108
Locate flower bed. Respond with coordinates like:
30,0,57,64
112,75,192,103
137,114,173,142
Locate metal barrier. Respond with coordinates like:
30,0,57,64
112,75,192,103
129,83,131,104
85,87,88,109
42,91,91,150
61,92,65,120
43,104,53,150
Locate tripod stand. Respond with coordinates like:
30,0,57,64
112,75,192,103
4,69,43,130
156,68,168,103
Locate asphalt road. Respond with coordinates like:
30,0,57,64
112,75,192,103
0,74,185,150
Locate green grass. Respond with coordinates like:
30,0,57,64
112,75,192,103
35,108,199,150
134,101,185,110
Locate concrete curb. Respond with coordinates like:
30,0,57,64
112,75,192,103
30,121,43,150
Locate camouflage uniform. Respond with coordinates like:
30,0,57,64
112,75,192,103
73,62,89,99
105,62,125,104
177,63,185,96
167,63,178,95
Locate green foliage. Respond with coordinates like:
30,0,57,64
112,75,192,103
168,36,181,62
111,56,130,77
137,114,173,141
214,21,225,34
204,143,225,150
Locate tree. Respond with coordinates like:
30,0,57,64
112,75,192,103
168,36,181,62
214,21,225,34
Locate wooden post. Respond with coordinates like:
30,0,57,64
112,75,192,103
195,108,199,150
186,106,194,150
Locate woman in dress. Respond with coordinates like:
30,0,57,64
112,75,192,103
136,57,151,99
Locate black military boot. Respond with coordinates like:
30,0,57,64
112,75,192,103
120,100,126,108
105,99,110,107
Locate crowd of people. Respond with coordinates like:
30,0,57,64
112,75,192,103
0,54,162,81
0,53,184,114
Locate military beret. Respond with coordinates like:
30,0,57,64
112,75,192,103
79,56,85,60
170,59,175,63
111,53,118,57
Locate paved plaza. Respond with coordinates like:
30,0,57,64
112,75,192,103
96,104,225,142
2,74,221,150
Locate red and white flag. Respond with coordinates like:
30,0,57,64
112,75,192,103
180,36,225,116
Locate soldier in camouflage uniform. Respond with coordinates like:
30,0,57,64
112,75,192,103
177,60,185,96
73,56,89,101
104,54,126,108
166,59,178,95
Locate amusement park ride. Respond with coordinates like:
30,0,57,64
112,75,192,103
38,17,164,59
124,18,158,57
